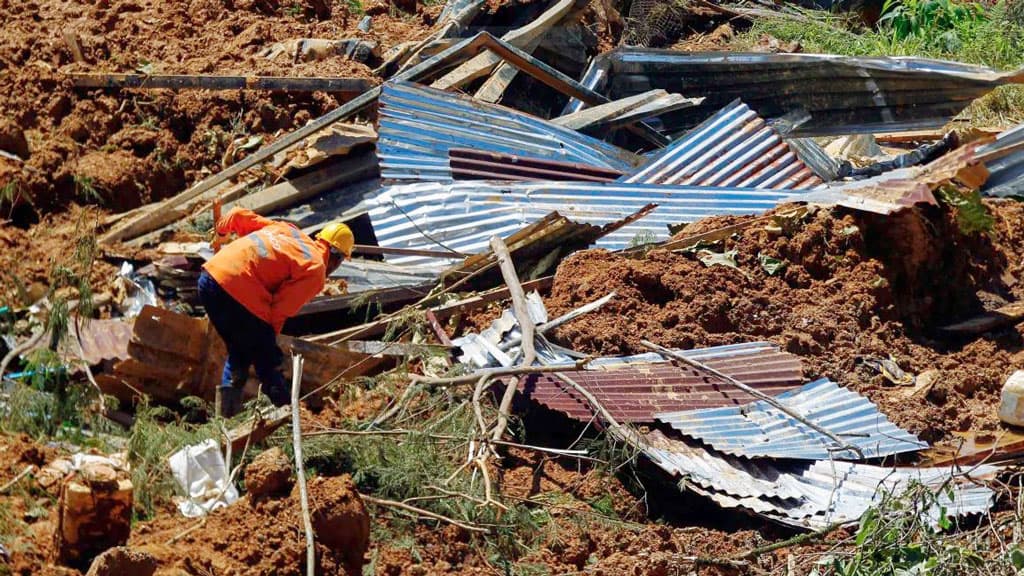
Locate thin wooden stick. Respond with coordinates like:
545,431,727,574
640,340,865,459
360,494,489,533
302,428,599,460
0,465,34,494
0,329,45,383
408,360,589,387
488,236,536,443
291,355,315,576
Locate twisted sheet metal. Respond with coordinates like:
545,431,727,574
620,99,821,189
980,122,1024,197
563,49,1024,136
362,180,796,266
656,378,927,460
519,342,804,423
643,431,996,530
376,81,640,183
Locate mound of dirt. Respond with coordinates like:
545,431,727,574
546,202,1024,444
85,547,156,576
0,0,433,219
244,446,292,498
130,473,370,575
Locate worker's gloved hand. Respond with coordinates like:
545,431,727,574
219,386,243,418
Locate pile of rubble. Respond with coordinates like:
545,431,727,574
6,0,1024,571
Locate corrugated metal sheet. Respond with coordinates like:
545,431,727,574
361,180,796,266
643,431,997,529
520,342,804,423
376,81,640,183
620,99,822,189
980,122,1024,197
656,378,927,460
563,49,1024,136
790,141,987,214
449,148,622,182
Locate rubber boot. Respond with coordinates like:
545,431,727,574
219,386,243,418
264,384,290,407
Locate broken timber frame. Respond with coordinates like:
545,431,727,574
101,32,666,245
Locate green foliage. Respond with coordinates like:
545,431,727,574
810,483,1013,576
757,253,788,276
73,175,103,204
879,0,986,50
346,0,365,15
628,230,657,248
936,186,995,235
127,402,224,518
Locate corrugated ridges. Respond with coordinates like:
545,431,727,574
364,180,796,266
980,122,1024,197
448,148,622,182
565,49,1019,136
620,99,821,189
644,431,996,530
520,342,803,423
376,81,639,183
656,378,928,460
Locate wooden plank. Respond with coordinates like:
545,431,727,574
352,244,467,258
552,90,668,130
70,73,374,95
309,275,554,343
225,152,378,215
431,0,577,90
294,283,432,317
941,301,1024,334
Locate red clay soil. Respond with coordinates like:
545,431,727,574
129,474,370,576
546,200,1024,445
0,0,439,219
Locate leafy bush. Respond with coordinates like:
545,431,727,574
879,0,987,50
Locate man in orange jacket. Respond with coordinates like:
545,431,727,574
197,207,354,417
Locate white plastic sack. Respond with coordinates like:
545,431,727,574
168,439,239,518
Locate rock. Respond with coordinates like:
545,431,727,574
306,475,370,575
86,547,157,576
999,370,1024,427
0,118,30,159
245,447,293,497
54,476,134,569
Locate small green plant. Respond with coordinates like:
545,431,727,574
285,2,303,16
628,230,657,248
936,185,995,235
346,0,364,14
73,175,103,204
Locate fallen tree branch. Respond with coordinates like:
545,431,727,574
360,494,490,533
488,236,535,444
734,522,846,560
0,329,46,384
290,355,315,576
640,340,865,459
498,292,616,352
0,465,34,494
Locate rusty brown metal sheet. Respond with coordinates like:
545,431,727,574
448,148,622,183
520,344,803,423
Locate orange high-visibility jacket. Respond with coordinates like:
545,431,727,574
202,208,329,333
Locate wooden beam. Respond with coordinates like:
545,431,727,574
225,153,378,215
552,90,669,130
70,73,374,94
941,301,1024,335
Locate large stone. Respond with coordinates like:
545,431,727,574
54,477,133,569
85,547,157,576
245,447,293,497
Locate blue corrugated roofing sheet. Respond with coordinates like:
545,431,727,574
644,431,996,530
362,180,796,266
621,99,821,189
376,82,641,183
655,378,927,460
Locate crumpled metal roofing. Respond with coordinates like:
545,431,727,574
519,342,804,422
620,99,821,189
979,122,1024,197
376,81,640,183
644,431,996,529
656,378,928,460
361,180,796,266
564,49,1024,136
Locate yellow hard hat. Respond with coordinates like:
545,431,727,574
317,222,354,258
